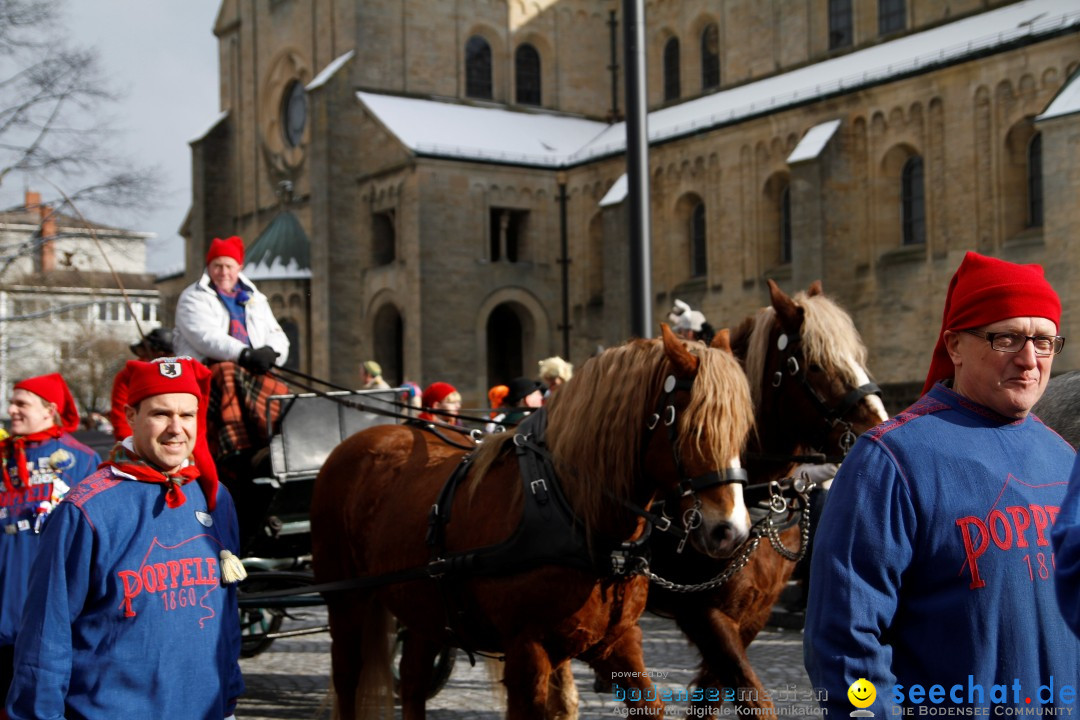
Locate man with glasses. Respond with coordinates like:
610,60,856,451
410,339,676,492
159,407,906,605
804,252,1079,714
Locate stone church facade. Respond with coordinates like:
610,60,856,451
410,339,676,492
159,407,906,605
182,0,1080,409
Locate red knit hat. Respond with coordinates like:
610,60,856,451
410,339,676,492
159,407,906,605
422,382,458,407
124,358,219,506
205,235,244,266
922,251,1061,395
14,373,79,432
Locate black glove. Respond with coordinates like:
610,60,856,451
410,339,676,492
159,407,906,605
238,346,279,374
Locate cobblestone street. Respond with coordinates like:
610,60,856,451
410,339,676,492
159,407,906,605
238,609,820,719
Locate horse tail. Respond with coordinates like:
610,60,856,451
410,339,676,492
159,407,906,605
328,593,394,720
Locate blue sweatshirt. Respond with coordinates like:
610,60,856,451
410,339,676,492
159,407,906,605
1053,453,1080,637
0,433,100,646
5,466,245,720
804,383,1079,714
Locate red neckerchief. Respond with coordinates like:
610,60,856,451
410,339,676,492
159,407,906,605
103,443,203,509
0,426,64,492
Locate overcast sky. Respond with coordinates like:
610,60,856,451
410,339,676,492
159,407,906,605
29,2,221,276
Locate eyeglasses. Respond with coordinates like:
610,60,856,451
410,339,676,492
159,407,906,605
962,329,1065,356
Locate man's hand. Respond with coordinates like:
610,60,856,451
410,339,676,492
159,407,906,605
238,346,279,374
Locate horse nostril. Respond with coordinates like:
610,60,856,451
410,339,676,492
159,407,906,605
711,522,735,545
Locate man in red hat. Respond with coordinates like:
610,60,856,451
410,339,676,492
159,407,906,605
0,373,100,709
804,252,1078,714
6,358,244,720
174,236,289,371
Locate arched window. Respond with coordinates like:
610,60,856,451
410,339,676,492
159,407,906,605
465,35,493,99
701,24,720,91
1027,133,1043,228
878,0,905,35
663,37,681,102
515,44,541,106
829,0,853,50
901,156,926,245
780,186,792,263
691,201,706,277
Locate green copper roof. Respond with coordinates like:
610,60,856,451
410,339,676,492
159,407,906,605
244,211,311,279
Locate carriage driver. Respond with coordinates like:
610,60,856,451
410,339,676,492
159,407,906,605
6,358,245,720
804,251,1079,713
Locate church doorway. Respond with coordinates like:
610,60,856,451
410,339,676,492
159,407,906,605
486,303,527,388
372,304,403,386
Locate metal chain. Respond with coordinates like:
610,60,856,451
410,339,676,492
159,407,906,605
645,479,814,592
645,536,761,593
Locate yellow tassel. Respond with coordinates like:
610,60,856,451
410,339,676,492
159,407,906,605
219,549,247,584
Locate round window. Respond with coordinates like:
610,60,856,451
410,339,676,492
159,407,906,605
281,80,307,147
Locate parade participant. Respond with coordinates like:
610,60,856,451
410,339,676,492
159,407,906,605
0,373,99,706
500,377,545,425
6,357,245,720
537,356,572,398
360,360,390,390
484,384,509,433
417,382,462,425
1054,455,1080,637
804,252,1079,713
174,235,289,371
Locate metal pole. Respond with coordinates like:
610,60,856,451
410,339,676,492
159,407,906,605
623,0,652,339
557,177,571,360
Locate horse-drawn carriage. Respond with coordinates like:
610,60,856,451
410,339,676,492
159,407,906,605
235,280,887,718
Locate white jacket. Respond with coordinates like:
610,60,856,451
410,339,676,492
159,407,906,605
173,272,290,365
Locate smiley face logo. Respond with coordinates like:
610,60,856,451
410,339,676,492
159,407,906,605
848,678,876,708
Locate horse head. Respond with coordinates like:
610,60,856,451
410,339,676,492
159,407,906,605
543,325,755,559
736,279,887,464
646,324,756,558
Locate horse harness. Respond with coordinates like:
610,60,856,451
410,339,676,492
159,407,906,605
766,330,882,461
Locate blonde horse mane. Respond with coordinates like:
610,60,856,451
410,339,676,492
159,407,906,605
467,335,753,534
742,290,869,408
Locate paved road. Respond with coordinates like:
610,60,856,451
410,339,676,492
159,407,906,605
237,608,821,719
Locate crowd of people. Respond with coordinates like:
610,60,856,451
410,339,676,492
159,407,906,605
2,238,1080,717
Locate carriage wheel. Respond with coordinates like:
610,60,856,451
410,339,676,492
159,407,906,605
238,571,316,658
391,624,457,700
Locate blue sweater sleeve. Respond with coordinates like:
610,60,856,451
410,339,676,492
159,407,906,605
803,435,917,714
1052,453,1080,637
6,503,93,720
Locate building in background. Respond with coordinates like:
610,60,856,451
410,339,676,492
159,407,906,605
0,191,160,419
183,0,1080,408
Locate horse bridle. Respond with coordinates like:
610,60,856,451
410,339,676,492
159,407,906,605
769,331,882,458
644,373,748,553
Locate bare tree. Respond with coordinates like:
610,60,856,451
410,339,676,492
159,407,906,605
0,0,159,219
61,326,128,420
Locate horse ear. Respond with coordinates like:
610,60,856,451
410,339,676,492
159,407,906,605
661,323,700,375
710,327,732,353
768,278,804,331
808,280,823,296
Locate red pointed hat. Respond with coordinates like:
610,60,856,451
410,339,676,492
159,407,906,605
421,382,458,407
124,357,220,508
922,251,1061,395
14,373,79,432
205,235,244,266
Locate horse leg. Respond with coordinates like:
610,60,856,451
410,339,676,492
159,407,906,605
545,661,579,720
327,596,394,720
503,639,552,720
583,624,664,716
675,606,772,711
397,630,441,720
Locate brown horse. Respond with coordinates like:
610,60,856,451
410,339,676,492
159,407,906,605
310,325,755,719
643,280,889,711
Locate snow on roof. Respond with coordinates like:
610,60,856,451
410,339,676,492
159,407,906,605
358,92,608,167
243,256,312,281
358,0,1079,169
788,120,842,164
190,111,229,144
308,50,354,91
599,174,628,207
1038,68,1080,121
